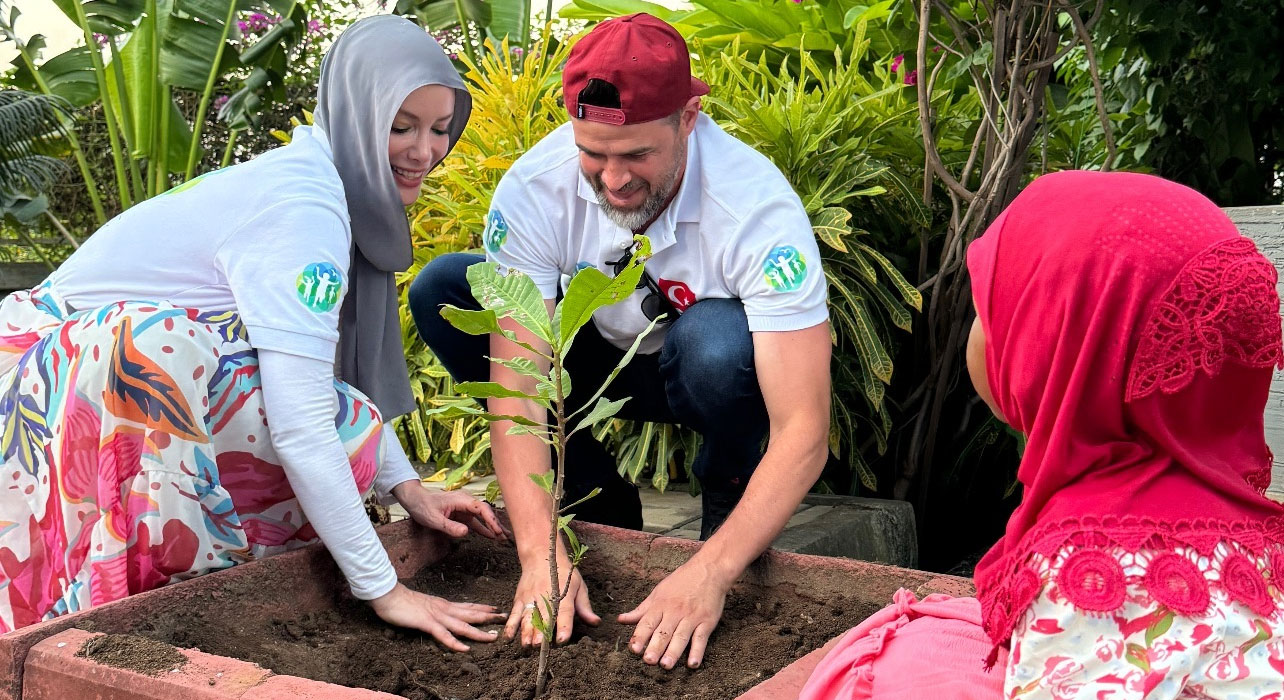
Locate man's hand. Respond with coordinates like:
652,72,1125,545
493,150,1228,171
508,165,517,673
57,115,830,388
394,482,509,540
370,583,505,651
506,551,600,645
618,560,732,669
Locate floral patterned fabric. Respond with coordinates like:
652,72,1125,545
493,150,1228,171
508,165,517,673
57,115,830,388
0,283,383,632
1005,542,1284,700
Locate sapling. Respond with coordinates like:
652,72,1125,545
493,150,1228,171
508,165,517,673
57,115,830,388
430,235,659,696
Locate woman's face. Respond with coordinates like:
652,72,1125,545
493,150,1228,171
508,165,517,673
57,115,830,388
967,310,1005,423
388,84,456,206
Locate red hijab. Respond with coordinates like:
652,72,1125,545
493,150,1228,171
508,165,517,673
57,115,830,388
968,170,1284,652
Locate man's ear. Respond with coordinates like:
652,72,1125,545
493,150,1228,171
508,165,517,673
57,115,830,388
680,96,701,136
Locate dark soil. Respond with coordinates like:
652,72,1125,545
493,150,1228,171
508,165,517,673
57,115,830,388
125,537,875,700
79,634,188,676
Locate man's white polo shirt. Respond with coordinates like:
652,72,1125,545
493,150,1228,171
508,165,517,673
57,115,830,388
485,113,828,354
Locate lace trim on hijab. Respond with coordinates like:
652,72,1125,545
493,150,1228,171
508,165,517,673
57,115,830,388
1127,237,1284,402
976,515,1284,667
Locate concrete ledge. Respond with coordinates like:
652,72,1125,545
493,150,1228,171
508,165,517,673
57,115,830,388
22,628,271,700
772,496,918,569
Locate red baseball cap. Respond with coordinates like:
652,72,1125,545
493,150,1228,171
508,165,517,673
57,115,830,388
562,13,710,126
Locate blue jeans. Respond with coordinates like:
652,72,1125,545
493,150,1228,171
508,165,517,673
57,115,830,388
408,253,769,538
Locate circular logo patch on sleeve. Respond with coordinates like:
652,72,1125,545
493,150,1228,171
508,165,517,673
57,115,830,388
762,245,808,292
296,262,344,312
483,210,508,253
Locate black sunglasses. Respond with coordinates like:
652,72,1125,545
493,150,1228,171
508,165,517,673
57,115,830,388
607,249,677,324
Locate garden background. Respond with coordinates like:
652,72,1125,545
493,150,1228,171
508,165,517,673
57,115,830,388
3,0,1281,574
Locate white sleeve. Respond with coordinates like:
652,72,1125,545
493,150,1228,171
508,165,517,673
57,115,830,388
372,424,420,505
483,173,563,298
257,348,397,600
727,196,829,332
217,199,352,362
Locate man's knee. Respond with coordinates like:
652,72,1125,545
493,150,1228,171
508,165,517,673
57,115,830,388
660,299,755,391
408,253,483,338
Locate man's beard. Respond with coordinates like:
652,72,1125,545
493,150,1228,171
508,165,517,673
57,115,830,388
588,140,685,231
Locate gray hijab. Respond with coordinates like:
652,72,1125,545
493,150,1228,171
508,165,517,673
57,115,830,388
314,15,472,419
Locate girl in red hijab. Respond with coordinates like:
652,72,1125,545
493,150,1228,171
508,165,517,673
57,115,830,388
969,170,1284,698
800,170,1283,699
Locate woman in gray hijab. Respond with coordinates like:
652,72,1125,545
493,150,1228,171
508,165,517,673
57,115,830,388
0,16,505,647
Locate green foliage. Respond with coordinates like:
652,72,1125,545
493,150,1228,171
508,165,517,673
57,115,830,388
0,89,72,219
696,31,923,489
2,0,329,223
1094,0,1284,205
561,0,903,70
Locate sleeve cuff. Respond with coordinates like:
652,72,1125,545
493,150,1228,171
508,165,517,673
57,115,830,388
745,305,830,333
244,324,338,363
349,558,399,600
374,425,421,505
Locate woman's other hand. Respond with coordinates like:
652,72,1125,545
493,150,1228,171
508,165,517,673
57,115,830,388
392,481,510,541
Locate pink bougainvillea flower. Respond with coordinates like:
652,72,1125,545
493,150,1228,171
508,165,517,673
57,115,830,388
905,69,918,86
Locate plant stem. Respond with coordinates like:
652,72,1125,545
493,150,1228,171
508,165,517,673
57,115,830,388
535,351,569,698
146,0,160,198
220,129,239,167
68,1,133,210
14,227,56,271
155,83,171,194
184,0,240,181
453,0,481,65
44,211,79,248
108,39,147,204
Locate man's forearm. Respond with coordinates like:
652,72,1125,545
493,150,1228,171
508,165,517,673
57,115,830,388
685,425,828,585
491,423,559,560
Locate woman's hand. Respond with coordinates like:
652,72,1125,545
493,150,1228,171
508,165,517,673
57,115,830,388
392,481,510,540
370,583,505,651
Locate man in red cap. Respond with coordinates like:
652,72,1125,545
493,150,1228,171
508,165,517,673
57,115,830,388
410,13,832,670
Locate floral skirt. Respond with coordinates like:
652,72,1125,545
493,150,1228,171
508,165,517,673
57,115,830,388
1005,543,1284,699
0,283,383,633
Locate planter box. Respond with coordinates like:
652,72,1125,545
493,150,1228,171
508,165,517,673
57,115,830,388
0,520,971,700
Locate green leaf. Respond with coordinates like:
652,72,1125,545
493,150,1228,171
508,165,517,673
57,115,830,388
571,397,629,436
488,356,545,381
843,0,893,28
466,261,553,345
558,487,601,514
528,470,554,495
421,403,542,426
505,424,553,444
530,601,549,635
482,479,502,505
856,242,923,311
19,46,98,107
439,305,504,335
812,206,852,252
568,314,661,422
536,367,572,402
559,0,685,22
558,235,650,348
454,380,547,403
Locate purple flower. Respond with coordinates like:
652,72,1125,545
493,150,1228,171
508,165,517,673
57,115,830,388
93,32,109,47
236,20,249,33
904,69,918,86
213,95,229,110
889,53,904,75
307,19,325,34
511,46,524,56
